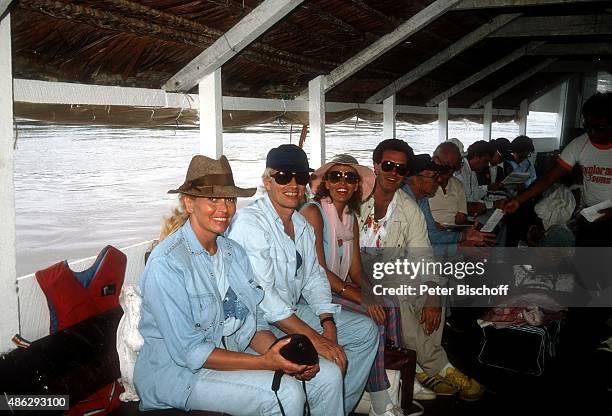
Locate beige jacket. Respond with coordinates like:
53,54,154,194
357,189,431,248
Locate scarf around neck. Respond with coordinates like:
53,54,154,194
320,197,354,281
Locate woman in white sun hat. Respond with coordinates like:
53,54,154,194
300,154,414,416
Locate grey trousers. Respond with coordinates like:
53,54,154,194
399,299,449,376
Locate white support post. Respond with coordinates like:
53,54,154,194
518,98,529,135
555,80,569,147
309,76,325,169
383,94,396,139
0,14,19,353
198,68,223,158
483,101,493,141
438,99,449,143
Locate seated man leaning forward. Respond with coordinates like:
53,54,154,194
135,155,326,415
229,144,379,415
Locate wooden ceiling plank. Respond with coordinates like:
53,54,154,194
321,0,462,94
426,41,546,106
455,0,609,9
470,57,557,108
163,0,305,92
528,42,612,56
490,15,612,37
366,13,521,103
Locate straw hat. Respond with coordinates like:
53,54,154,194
168,155,256,198
310,154,375,202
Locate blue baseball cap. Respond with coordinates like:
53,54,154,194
266,144,313,172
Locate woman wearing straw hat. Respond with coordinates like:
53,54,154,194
134,155,319,415
300,154,410,416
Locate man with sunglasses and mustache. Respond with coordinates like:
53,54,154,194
229,144,379,415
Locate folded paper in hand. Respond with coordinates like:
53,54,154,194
580,199,612,223
481,209,504,233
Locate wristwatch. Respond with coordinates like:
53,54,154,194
320,316,336,328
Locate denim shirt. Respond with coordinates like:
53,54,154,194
507,158,537,187
228,194,340,323
134,219,268,411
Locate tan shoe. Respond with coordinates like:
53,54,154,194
444,367,485,401
415,372,458,396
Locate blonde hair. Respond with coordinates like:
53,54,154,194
159,195,190,241
262,167,276,180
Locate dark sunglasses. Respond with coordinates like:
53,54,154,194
433,156,462,172
272,170,310,185
380,160,409,176
325,171,360,184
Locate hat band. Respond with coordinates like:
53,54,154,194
190,173,235,187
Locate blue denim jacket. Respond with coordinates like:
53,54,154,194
228,194,340,323
134,219,268,411
402,184,462,255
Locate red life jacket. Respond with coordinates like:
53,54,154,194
35,245,127,415
35,245,127,333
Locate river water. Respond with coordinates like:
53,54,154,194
14,114,556,276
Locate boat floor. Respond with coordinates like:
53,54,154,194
357,308,612,416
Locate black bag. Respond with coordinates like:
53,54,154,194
478,321,561,376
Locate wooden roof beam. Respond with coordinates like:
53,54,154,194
527,43,612,56
426,41,546,106
164,0,305,92
319,0,463,95
367,13,521,103
470,58,557,108
490,15,612,37
455,0,609,9
1,0,13,19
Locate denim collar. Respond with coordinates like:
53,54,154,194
181,218,231,259
261,194,307,240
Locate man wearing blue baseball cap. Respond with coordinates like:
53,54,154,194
229,144,379,415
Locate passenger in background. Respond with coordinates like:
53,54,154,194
456,140,505,216
402,154,496,255
505,92,612,246
429,142,469,226
229,144,378,415
478,137,511,190
300,154,405,416
135,155,318,415
507,135,538,188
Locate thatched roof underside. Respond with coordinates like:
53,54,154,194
9,0,612,116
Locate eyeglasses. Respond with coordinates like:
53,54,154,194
380,160,409,176
325,171,360,184
432,156,461,172
416,172,440,181
271,170,310,186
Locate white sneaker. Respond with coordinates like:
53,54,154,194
413,379,436,401
369,403,405,416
